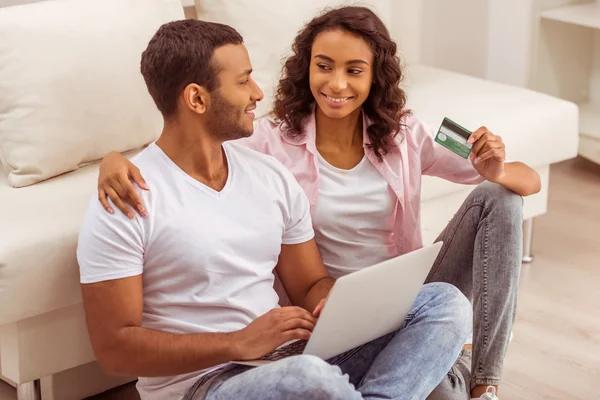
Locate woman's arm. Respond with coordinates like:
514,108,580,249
468,127,541,196
416,116,541,196
97,152,149,218
489,162,541,196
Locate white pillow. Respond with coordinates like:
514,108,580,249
0,0,184,187
195,0,392,118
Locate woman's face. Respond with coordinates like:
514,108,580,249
309,29,374,120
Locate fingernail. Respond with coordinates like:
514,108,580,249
141,183,149,190
108,208,114,214
467,137,473,144
128,213,134,219
475,157,481,164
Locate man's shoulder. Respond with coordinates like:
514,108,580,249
128,144,175,192
129,143,161,170
227,141,296,182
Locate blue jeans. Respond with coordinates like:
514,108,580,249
185,282,472,400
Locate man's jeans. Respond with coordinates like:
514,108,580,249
184,282,472,400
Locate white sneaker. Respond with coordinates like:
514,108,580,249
471,386,498,400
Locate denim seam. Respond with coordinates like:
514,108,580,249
478,216,490,377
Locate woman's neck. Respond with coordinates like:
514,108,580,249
315,106,363,151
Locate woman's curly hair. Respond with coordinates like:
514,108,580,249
273,6,410,160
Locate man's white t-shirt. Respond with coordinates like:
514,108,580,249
77,142,314,400
313,153,399,278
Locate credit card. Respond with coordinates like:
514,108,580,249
435,117,473,159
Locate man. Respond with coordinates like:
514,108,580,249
77,19,471,400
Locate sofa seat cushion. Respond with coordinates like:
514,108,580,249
0,164,102,325
405,65,579,202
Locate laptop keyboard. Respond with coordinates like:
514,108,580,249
260,340,308,361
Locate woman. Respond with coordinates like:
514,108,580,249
96,7,540,400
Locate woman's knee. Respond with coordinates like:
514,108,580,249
471,182,523,224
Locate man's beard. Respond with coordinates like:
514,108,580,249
206,91,252,141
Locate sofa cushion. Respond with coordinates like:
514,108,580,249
0,163,102,324
0,0,183,188
406,66,579,201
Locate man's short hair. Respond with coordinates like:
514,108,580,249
141,19,243,118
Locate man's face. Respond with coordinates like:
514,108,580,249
205,44,263,141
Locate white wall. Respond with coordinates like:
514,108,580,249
420,0,489,79
390,0,423,66
413,0,538,88
417,0,534,86
486,0,533,87
417,0,597,92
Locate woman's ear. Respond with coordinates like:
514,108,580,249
183,83,209,114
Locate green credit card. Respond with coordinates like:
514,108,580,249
435,117,473,159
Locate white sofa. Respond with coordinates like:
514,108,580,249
0,0,579,399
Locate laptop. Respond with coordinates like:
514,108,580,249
232,242,443,366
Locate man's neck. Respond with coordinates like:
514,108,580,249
155,120,228,191
315,106,363,151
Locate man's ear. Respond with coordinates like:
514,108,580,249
182,83,210,115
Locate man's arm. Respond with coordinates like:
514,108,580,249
81,275,238,377
275,239,334,314
78,199,240,377
82,275,316,376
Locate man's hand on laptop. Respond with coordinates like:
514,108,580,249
232,307,315,360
